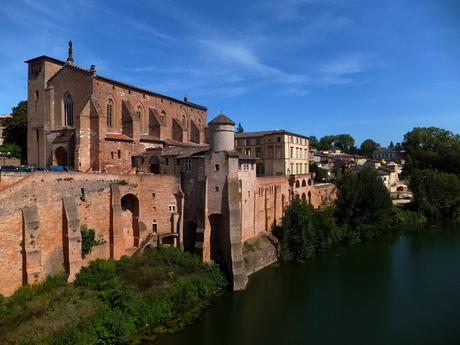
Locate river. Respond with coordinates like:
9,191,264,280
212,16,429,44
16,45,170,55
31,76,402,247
156,225,460,345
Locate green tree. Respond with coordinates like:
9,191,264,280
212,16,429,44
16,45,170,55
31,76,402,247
3,100,27,160
409,169,460,220
389,141,394,149
309,163,328,182
236,123,244,134
318,135,336,150
309,136,319,148
402,127,460,175
360,139,380,158
333,134,355,153
335,168,393,240
279,198,316,262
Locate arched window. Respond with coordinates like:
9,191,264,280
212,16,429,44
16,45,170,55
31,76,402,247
64,92,73,126
198,118,202,128
107,99,113,127
160,111,166,122
136,106,144,132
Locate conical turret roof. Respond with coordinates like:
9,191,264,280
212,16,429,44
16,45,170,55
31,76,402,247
208,113,235,126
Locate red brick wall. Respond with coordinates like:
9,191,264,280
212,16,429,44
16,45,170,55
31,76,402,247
0,172,180,296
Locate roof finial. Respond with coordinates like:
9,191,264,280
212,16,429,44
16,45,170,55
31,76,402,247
67,40,74,65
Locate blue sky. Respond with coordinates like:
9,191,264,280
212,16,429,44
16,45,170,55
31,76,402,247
1,0,459,146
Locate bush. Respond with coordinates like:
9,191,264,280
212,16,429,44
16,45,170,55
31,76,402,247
0,248,227,344
80,225,105,258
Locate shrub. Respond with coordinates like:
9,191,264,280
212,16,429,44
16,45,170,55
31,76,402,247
80,225,105,258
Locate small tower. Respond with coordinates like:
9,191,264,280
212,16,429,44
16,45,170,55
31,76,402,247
66,40,74,65
207,113,235,152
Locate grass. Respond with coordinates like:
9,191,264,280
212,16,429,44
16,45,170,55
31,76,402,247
0,248,227,345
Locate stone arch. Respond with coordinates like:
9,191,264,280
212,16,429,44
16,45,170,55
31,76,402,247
308,191,312,205
302,193,306,202
301,179,306,187
136,103,146,134
172,118,184,142
295,180,300,188
308,178,312,186
55,146,68,166
121,194,140,247
149,108,161,138
190,119,200,144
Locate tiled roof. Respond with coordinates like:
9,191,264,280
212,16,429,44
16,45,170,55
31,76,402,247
105,133,133,141
208,113,235,125
235,129,310,140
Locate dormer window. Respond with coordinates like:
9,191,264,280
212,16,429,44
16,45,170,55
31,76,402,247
64,92,73,126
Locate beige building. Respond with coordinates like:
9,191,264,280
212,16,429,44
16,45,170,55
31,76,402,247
0,114,11,146
235,130,309,176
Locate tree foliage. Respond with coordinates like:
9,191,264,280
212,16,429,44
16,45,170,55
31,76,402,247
309,163,328,182
235,123,244,134
309,136,319,148
317,134,356,153
360,139,380,158
403,127,460,175
409,169,460,220
335,168,393,240
3,100,27,159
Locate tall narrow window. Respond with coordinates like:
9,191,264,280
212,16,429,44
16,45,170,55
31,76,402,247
64,92,73,126
107,99,113,127
136,106,144,132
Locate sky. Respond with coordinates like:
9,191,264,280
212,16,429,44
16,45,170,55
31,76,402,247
0,0,459,146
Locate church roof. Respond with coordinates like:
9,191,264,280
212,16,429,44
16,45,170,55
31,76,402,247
25,55,207,111
208,113,235,125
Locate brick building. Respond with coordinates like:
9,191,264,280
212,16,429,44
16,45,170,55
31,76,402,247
26,42,207,173
0,44,338,296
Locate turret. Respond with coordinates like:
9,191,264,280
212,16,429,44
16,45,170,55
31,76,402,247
207,113,235,152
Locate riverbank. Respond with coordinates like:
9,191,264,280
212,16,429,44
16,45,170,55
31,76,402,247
0,247,227,345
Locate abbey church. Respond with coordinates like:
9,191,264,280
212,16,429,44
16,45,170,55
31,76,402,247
0,43,336,296
26,42,207,173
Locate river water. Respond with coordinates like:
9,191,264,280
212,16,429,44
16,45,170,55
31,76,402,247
157,225,460,345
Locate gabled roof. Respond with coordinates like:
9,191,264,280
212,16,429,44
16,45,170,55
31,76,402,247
25,55,207,111
208,113,235,126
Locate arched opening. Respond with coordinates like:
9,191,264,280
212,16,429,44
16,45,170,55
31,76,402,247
149,108,161,138
63,92,73,127
190,120,200,144
184,221,197,251
55,146,68,166
172,119,183,142
301,179,306,187
295,180,300,188
209,214,224,265
302,193,306,202
136,105,146,133
121,194,140,247
308,179,312,186
308,191,312,205
107,99,114,127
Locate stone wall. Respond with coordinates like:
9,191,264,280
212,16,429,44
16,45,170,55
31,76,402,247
0,172,181,296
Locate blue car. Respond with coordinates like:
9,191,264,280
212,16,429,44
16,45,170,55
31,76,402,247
47,165,75,172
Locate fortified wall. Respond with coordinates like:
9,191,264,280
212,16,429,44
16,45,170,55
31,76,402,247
0,172,181,296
